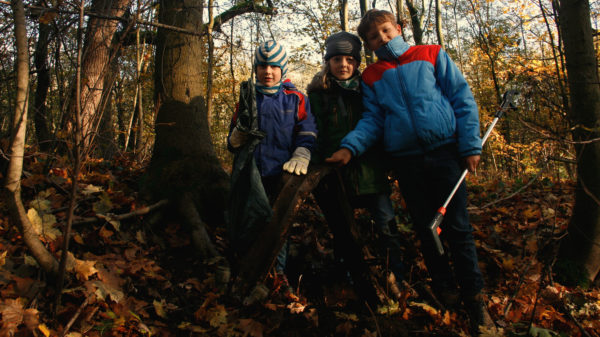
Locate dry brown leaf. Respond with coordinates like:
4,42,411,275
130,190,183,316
99,226,114,239
0,298,24,336
335,321,354,336
0,251,7,268
238,318,264,337
22,308,39,331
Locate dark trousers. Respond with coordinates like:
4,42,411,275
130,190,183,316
392,145,484,297
261,175,288,273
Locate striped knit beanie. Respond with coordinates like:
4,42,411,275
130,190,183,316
254,41,288,94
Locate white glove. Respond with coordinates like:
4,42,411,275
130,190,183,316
283,147,311,175
229,125,248,148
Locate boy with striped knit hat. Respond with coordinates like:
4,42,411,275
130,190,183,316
227,41,317,299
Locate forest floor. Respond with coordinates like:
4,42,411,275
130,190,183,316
1,155,599,337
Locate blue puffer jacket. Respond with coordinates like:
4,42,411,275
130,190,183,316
229,80,317,177
340,36,481,158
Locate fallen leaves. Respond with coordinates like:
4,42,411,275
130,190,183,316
0,298,40,337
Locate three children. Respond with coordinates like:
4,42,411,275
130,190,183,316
228,9,488,334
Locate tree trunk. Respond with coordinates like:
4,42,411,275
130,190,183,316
206,0,215,127
97,35,123,159
32,18,52,152
67,0,132,150
339,0,348,32
144,0,229,260
396,0,409,42
360,0,375,64
4,0,58,276
405,0,423,45
435,0,444,47
556,0,600,285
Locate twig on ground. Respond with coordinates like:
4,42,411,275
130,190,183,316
71,199,168,226
61,294,92,337
365,301,382,337
478,170,542,209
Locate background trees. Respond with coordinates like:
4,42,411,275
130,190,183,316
0,0,599,333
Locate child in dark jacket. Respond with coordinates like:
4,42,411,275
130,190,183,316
307,32,403,291
228,41,317,298
326,10,488,335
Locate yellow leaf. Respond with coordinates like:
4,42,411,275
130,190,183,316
410,301,439,316
73,233,85,245
0,251,7,267
24,255,39,267
27,208,43,234
93,192,113,214
522,206,541,219
82,184,103,195
135,230,146,244
74,259,98,281
153,299,167,318
502,257,515,271
207,305,227,328
38,324,51,337
30,197,51,213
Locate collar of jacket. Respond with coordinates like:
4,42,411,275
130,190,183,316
375,35,410,61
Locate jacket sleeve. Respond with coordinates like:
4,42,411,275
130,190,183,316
294,92,318,151
339,81,385,157
435,49,482,157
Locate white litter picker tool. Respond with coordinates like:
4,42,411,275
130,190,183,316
429,90,519,255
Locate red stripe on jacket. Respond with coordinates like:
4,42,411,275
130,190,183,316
362,45,442,87
283,89,307,120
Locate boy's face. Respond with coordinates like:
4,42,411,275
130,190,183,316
365,21,402,51
256,64,282,87
328,55,358,80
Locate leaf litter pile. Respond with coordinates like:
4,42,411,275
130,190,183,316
1,155,599,337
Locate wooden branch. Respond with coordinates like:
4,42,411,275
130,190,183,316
233,165,382,306
234,166,332,295
0,1,276,37
71,199,168,226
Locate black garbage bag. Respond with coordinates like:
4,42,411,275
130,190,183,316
227,80,272,254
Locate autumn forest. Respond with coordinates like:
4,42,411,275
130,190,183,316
1,0,600,336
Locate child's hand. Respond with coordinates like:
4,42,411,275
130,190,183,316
463,155,480,174
283,147,311,175
325,148,352,166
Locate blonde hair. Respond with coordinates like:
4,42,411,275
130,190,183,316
306,63,333,93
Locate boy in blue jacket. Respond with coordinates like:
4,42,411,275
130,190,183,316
326,9,488,334
228,41,317,299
